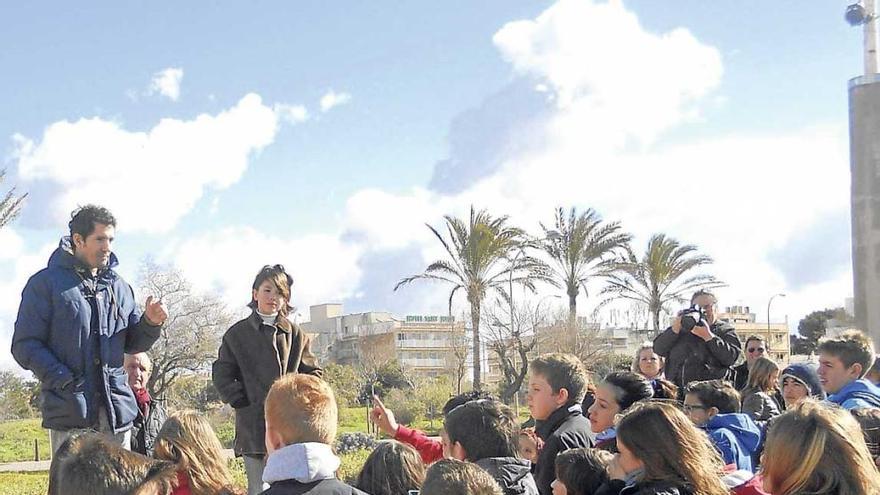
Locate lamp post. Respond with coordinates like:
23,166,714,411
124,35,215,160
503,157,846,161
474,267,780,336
767,294,786,350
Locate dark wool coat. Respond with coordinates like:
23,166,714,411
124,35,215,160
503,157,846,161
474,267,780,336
653,321,741,388
12,240,160,433
212,312,322,456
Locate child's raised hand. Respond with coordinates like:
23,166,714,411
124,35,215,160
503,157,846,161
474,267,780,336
370,395,399,436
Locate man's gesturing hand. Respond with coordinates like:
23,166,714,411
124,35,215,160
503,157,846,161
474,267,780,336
144,295,168,326
370,395,400,437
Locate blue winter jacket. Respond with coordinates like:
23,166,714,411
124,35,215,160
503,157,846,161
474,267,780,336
11,238,161,433
703,413,761,473
827,379,880,410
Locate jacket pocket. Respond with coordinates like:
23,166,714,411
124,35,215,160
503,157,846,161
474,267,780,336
41,379,88,427
107,368,137,429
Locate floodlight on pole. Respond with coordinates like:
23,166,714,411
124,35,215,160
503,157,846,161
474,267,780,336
847,1,879,75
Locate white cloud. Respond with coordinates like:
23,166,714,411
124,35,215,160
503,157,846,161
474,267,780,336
274,103,310,124
319,90,352,112
12,93,280,234
148,67,184,101
493,0,722,144
163,227,363,314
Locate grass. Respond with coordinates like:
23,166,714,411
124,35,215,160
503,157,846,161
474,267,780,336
0,419,50,463
0,472,47,495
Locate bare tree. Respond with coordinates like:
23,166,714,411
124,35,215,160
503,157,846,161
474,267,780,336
538,308,609,374
445,314,470,394
0,168,26,229
484,300,545,405
137,260,233,397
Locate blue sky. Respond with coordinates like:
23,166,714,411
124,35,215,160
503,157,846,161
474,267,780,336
0,0,867,370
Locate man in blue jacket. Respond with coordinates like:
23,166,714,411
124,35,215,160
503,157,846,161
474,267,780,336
11,205,167,453
817,329,880,409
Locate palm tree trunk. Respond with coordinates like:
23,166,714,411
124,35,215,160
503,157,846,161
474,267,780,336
568,285,578,349
471,300,482,390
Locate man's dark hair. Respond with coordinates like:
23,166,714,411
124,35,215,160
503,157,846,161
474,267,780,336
529,353,588,403
684,380,741,413
442,390,495,416
444,399,519,461
421,458,503,495
69,204,116,240
744,335,766,347
554,448,612,495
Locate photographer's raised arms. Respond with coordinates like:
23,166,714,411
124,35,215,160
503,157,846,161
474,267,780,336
11,205,168,455
652,290,742,389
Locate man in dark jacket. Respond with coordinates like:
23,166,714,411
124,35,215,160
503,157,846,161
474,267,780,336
653,290,741,389
12,205,166,454
444,399,539,495
125,352,167,456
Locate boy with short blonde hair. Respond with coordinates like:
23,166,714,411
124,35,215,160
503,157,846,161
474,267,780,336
260,374,365,495
526,353,592,495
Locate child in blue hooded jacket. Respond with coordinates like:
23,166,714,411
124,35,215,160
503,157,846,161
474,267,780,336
683,380,761,473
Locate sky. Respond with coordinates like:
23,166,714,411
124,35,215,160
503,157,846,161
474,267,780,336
0,0,866,371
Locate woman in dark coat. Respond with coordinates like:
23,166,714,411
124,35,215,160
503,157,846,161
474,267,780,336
212,265,322,495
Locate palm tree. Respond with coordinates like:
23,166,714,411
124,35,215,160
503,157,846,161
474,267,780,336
599,233,725,331
394,206,548,390
540,207,633,327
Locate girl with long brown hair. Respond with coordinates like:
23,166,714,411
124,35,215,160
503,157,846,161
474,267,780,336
741,356,782,423
154,411,243,495
596,401,729,495
761,400,880,495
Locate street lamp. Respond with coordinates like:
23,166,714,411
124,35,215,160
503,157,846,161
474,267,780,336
767,293,786,333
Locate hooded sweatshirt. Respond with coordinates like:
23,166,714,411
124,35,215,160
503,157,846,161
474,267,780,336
475,457,539,495
703,413,761,473
261,443,366,495
828,378,880,410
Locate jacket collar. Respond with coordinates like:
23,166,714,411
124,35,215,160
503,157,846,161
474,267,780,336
49,236,119,280
536,402,582,440
247,310,293,333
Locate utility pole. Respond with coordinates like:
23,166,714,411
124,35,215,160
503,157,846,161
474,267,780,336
848,0,880,346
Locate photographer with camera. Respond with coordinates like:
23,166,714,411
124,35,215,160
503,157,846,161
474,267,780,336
653,290,741,389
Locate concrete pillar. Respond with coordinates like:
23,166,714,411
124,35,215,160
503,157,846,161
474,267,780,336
849,76,880,346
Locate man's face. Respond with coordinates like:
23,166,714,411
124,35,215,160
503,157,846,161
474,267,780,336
818,353,862,395
693,294,716,325
745,340,767,367
683,393,713,426
73,223,114,271
124,354,151,392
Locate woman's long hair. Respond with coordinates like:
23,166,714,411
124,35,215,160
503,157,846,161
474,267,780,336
154,411,241,495
761,400,880,495
616,401,729,495
746,356,779,393
355,440,425,495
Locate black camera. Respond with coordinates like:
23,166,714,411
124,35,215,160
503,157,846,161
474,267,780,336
678,305,706,333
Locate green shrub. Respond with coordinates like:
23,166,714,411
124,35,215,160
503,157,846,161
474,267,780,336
382,388,424,425
338,448,372,484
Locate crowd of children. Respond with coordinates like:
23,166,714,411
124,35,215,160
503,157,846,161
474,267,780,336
47,327,880,495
